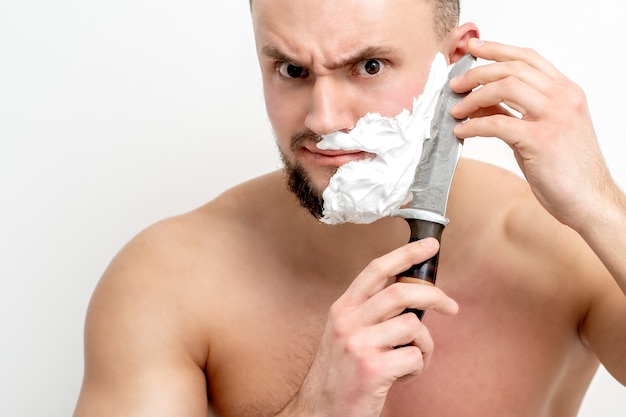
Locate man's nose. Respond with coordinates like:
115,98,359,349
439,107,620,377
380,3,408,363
304,77,356,135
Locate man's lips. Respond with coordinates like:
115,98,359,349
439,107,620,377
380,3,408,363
303,144,373,166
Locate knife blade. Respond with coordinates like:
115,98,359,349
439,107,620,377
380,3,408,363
393,53,476,319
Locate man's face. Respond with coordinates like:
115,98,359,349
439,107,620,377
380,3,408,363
252,0,442,216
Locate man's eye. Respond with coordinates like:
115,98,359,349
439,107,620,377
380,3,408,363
356,59,384,76
277,62,309,79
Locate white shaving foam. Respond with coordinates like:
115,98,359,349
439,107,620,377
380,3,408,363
318,53,451,224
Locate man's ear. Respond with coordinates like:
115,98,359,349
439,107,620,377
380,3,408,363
444,22,480,63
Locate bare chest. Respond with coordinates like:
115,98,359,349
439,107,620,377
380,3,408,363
205,260,597,417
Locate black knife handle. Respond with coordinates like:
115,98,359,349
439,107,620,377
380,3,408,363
397,218,445,320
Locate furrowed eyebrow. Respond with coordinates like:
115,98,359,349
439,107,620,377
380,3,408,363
261,45,302,66
260,44,398,70
327,46,398,70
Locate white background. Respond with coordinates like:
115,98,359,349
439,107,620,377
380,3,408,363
1,0,625,415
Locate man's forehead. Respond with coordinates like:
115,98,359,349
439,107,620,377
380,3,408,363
251,0,434,28
250,0,433,10
252,0,436,63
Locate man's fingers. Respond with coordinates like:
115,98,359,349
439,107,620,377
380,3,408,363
465,38,563,80
359,280,459,325
453,76,548,121
350,313,434,379
342,238,440,305
373,311,434,352
450,38,570,124
451,60,554,100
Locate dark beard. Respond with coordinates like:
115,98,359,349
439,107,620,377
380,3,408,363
280,130,327,219
283,156,325,219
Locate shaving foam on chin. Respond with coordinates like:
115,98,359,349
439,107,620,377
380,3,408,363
318,53,451,225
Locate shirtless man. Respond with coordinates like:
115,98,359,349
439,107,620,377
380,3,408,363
73,0,626,416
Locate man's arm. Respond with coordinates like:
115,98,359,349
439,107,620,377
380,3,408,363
576,189,626,384
450,38,626,384
576,187,626,294
73,223,211,416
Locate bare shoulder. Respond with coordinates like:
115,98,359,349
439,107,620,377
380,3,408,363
449,158,608,321
451,158,569,240
75,170,290,416
448,158,531,236
90,169,290,323
454,159,590,258
85,169,296,341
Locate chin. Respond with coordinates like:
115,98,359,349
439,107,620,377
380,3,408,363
305,165,337,193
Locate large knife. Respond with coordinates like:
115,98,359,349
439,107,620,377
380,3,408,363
393,53,475,320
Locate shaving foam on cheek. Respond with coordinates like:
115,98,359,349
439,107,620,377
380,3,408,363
318,53,451,225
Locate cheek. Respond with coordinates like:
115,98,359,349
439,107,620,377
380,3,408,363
374,77,428,116
264,85,305,138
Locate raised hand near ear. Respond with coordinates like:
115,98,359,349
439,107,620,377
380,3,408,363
450,38,617,233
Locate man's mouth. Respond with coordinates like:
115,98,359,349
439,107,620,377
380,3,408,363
303,145,373,167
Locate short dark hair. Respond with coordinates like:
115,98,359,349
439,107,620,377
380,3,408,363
249,0,460,41
429,0,460,41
